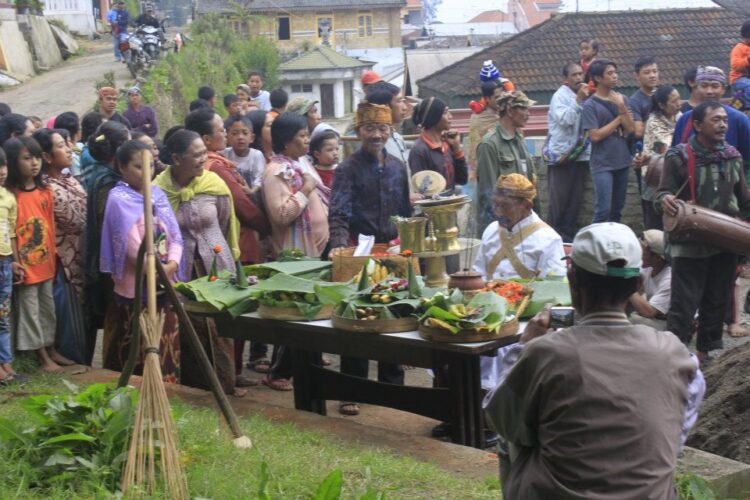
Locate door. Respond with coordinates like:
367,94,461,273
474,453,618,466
320,83,335,118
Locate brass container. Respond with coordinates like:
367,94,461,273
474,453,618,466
394,217,428,253
423,205,462,252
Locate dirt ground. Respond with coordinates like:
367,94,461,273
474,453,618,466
0,38,131,119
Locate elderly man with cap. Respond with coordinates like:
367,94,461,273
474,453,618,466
476,90,536,236
328,102,411,416
287,97,323,134
474,173,565,282
122,87,158,138
97,87,131,129
672,65,750,176
629,229,671,330
484,222,704,499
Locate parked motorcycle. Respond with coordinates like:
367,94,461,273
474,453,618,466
120,32,148,79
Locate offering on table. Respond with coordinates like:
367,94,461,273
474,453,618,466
243,260,332,280
417,289,521,342
250,273,354,321
332,261,422,333
175,270,257,317
482,280,533,312
330,243,419,282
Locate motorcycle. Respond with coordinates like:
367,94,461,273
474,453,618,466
137,25,161,60
120,32,149,79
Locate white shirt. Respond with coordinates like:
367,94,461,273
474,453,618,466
642,266,671,315
249,90,271,111
473,211,567,281
547,84,591,161
223,147,266,188
472,211,566,389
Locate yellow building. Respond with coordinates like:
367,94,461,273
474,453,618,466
197,0,405,50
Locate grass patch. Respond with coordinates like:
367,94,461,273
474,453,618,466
0,375,500,499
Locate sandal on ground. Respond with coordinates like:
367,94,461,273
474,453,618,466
247,358,271,374
235,374,260,387
262,377,293,391
728,323,749,338
339,402,360,416
233,387,248,398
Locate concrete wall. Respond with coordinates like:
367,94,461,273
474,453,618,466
0,7,35,79
44,0,96,35
242,8,402,50
281,67,367,119
18,14,63,70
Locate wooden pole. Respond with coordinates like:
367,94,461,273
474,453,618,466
141,149,157,322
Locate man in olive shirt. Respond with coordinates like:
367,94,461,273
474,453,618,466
476,91,536,235
657,101,750,362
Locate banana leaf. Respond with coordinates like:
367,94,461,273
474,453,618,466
419,291,509,333
250,273,355,319
174,272,257,317
243,260,332,280
523,280,572,318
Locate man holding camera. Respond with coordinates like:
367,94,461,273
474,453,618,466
484,222,704,498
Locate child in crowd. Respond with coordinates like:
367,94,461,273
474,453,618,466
5,136,72,372
579,38,599,93
730,20,750,106
269,88,288,119
100,140,183,379
0,149,24,383
309,129,339,189
224,94,243,117
224,114,266,195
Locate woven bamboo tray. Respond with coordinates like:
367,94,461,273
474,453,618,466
418,317,519,343
257,304,334,321
330,244,419,282
331,315,419,334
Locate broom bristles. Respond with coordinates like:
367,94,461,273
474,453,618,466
122,311,188,499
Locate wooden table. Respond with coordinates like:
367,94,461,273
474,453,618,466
216,312,520,449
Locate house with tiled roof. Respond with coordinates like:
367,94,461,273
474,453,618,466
278,45,373,118
197,0,405,50
468,10,509,23
417,7,738,108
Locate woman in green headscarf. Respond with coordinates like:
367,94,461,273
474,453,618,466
154,129,245,397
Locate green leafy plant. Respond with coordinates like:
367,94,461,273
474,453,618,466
0,381,137,492
674,472,716,500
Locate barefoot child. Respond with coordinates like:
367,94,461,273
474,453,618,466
5,136,72,372
309,129,339,190
100,140,183,380
0,149,24,383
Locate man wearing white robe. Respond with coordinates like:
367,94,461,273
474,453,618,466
472,173,566,389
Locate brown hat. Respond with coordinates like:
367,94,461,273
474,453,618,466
99,86,117,98
355,102,392,127
495,173,536,201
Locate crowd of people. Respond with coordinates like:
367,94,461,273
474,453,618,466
6,19,750,494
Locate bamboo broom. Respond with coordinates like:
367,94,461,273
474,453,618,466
121,149,188,499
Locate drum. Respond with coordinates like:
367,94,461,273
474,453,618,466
663,200,750,255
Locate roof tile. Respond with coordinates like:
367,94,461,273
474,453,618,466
418,8,739,99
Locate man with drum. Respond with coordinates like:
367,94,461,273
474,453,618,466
657,101,750,363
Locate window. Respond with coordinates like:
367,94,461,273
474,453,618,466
358,13,372,37
317,15,333,39
278,16,291,41
291,84,313,93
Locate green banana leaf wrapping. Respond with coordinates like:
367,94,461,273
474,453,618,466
174,271,257,318
522,280,572,318
418,291,509,334
335,262,424,320
250,273,355,320
243,260,332,280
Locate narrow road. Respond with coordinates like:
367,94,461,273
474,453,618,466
0,39,132,120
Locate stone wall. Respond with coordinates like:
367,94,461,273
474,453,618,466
18,14,63,70
0,7,35,79
528,137,645,236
